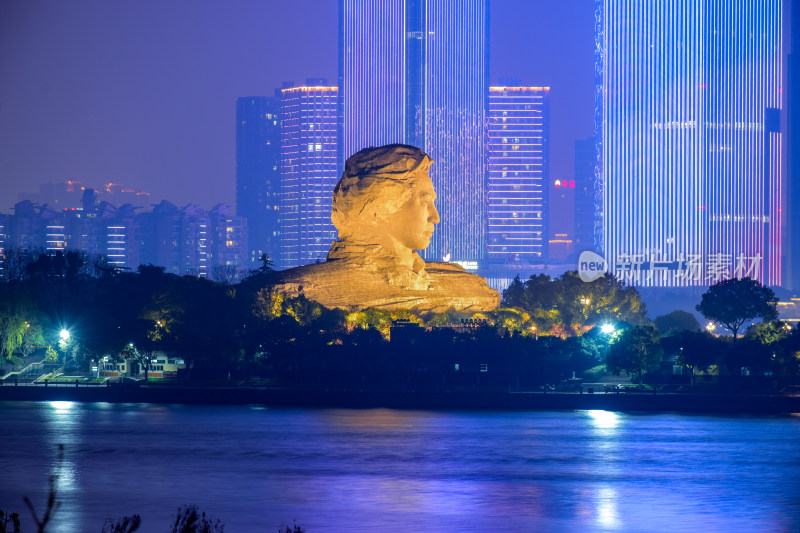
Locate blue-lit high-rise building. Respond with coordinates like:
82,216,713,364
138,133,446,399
339,0,490,263
486,86,550,262
597,0,785,287
280,82,339,268
236,97,281,266
788,0,800,290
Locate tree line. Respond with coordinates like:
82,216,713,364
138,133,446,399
0,249,796,391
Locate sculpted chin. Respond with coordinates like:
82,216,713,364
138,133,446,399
268,144,500,314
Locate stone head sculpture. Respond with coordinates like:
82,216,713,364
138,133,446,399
331,144,440,253
271,143,501,313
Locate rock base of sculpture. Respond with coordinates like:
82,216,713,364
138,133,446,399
271,259,500,314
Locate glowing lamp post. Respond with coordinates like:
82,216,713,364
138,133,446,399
58,329,71,370
601,324,615,335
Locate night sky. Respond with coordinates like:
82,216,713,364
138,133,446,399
0,0,594,212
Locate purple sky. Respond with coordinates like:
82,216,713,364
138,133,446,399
0,0,594,212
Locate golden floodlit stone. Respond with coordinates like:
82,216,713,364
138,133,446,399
269,144,500,313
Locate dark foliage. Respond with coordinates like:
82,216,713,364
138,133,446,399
0,510,21,533
654,310,701,334
696,278,778,341
501,271,647,336
607,326,663,384
101,514,142,533
168,506,224,533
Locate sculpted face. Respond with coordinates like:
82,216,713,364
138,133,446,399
385,169,440,251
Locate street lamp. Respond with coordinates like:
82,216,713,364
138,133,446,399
705,322,717,334
601,324,615,335
58,329,71,371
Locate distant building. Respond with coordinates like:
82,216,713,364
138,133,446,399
92,202,140,270
0,200,247,278
548,179,575,262
487,86,551,263
40,204,66,253
573,138,596,256
236,96,281,266
597,0,785,286
138,201,183,273
7,201,43,250
17,180,149,211
279,81,339,268
340,0,490,263
208,204,249,273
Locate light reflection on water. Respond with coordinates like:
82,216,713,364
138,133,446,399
2,402,800,532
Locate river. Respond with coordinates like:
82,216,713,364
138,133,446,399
2,401,799,532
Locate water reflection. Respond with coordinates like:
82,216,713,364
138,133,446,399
1,404,799,532
43,401,83,533
595,486,621,529
585,409,621,431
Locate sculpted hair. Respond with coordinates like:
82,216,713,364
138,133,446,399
332,144,433,240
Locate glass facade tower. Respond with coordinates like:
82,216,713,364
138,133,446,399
236,97,281,266
597,0,785,286
486,86,550,262
339,0,490,262
280,84,339,268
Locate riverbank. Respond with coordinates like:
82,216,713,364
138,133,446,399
1,384,799,413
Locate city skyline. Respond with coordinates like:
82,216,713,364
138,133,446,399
0,0,595,212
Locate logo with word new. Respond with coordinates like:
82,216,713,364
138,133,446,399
578,251,607,282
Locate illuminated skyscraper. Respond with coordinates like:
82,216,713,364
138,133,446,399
236,97,281,266
339,0,489,262
597,0,785,286
280,82,339,268
788,0,800,290
486,86,550,262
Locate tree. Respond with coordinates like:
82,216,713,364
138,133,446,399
500,271,647,336
211,264,243,285
696,278,778,341
252,253,275,277
654,310,701,335
125,295,182,380
501,275,526,308
745,321,791,346
490,307,534,337
0,285,48,364
101,515,141,533
606,326,663,384
168,505,224,533
0,247,39,282
663,330,721,387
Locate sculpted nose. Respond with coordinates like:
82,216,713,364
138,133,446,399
429,203,440,224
